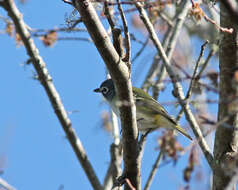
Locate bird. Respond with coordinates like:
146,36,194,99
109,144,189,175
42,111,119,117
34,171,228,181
94,79,192,140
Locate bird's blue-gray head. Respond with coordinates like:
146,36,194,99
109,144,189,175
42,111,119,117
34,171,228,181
94,79,115,101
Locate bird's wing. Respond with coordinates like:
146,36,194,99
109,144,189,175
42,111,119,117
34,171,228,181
132,87,177,125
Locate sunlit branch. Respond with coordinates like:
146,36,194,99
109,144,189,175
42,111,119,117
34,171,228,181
176,40,209,121
134,0,214,169
0,1,102,190
116,0,131,63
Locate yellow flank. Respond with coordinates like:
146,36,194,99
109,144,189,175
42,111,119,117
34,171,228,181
154,114,174,128
154,114,193,140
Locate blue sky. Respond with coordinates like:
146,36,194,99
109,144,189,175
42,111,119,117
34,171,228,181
0,1,214,189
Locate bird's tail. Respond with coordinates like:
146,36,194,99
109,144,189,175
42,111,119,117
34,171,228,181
174,125,193,141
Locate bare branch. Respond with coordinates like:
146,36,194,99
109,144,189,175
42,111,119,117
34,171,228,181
154,0,191,94
57,37,92,42
116,0,131,63
225,168,238,190
0,177,16,190
176,40,209,121
187,40,209,98
104,0,115,30
158,12,174,27
134,1,214,169
213,2,238,188
142,28,173,91
143,151,163,190
220,0,238,22
62,0,72,5
204,14,233,34
104,143,123,190
190,0,233,34
131,37,149,63
30,27,87,34
72,0,140,189
104,74,122,190
197,47,217,80
0,1,102,190
112,28,124,57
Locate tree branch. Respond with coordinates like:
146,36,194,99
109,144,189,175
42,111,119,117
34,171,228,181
72,0,140,189
131,37,149,63
0,177,16,190
116,0,131,62
218,0,238,23
143,151,163,190
197,47,217,80
213,2,238,189
0,1,102,190
104,0,115,30
104,79,122,190
135,1,214,169
142,26,173,91
176,40,209,121
154,0,191,94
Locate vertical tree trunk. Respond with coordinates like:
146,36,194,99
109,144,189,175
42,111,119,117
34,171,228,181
213,2,238,190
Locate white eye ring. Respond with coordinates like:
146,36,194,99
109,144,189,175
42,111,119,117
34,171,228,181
101,87,109,94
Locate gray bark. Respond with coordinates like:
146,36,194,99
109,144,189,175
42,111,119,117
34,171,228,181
213,2,238,190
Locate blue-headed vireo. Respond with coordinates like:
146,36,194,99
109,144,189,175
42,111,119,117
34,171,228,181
94,79,192,140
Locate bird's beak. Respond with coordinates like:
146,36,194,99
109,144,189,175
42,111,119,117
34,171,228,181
94,88,101,93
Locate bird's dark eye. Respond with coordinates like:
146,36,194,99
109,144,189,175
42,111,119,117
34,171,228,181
101,87,109,94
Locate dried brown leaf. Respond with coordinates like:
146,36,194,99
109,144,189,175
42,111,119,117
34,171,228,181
15,33,23,47
158,131,184,163
183,146,199,182
100,111,112,133
40,31,58,47
5,23,14,37
189,2,205,22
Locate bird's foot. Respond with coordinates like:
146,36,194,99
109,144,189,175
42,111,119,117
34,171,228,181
138,129,152,150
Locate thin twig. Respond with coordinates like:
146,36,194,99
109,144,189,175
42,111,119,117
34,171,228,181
143,151,163,190
143,42,209,188
225,168,238,190
57,37,92,42
176,40,209,121
104,0,115,29
135,1,214,169
144,42,209,188
130,33,144,44
158,12,174,27
117,0,131,63
142,24,176,91
0,177,16,190
187,40,209,98
73,1,140,189
103,74,122,190
190,0,233,34
106,0,172,7
142,28,173,91
112,28,124,57
197,47,217,80
104,143,123,190
204,14,233,34
173,62,219,93
68,18,82,29
131,37,149,63
62,0,72,5
104,75,122,190
125,178,136,190
142,0,190,93
30,27,87,34
0,1,102,190
154,0,191,95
